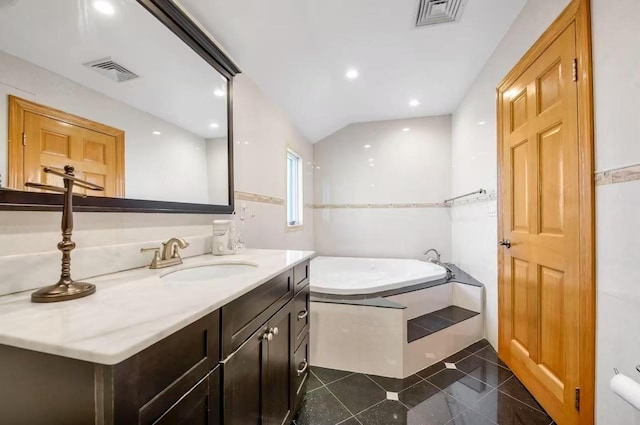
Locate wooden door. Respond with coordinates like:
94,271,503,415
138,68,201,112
263,305,294,425
8,96,125,197
498,23,582,424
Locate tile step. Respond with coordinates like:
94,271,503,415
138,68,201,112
407,305,480,343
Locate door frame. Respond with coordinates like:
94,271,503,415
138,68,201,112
8,96,126,196
496,0,595,423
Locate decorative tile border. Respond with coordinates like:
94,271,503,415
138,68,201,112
595,164,640,186
236,163,640,210
234,190,285,205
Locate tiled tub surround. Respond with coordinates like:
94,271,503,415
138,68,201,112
313,115,453,261
0,249,313,364
310,270,484,379
295,340,554,425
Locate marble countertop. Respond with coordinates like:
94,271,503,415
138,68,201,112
0,249,314,365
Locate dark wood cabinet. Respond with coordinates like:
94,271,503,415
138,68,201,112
222,286,296,425
262,304,295,425
221,322,267,425
0,260,310,425
153,368,221,425
115,313,221,424
293,333,310,412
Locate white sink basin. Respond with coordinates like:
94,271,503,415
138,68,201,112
162,262,258,283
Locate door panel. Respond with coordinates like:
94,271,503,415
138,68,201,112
264,305,293,425
222,325,267,425
22,111,122,197
499,23,580,424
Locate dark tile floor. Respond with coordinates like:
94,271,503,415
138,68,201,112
294,340,555,425
407,306,480,342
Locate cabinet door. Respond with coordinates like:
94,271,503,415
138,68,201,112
263,304,294,425
222,324,269,425
154,367,220,425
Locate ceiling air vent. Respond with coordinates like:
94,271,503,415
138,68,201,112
416,0,467,27
83,57,140,82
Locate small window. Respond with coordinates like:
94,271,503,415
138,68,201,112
286,148,303,227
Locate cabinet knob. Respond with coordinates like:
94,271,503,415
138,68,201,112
272,327,279,336
297,310,308,320
263,330,273,341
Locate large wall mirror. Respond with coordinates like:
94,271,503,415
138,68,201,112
0,0,239,213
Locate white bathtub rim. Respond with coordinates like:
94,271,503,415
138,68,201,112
310,256,447,296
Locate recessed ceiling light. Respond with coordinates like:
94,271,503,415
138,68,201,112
214,88,225,97
210,122,219,128
369,163,375,167
402,128,411,132
244,141,249,145
345,68,359,80
364,144,371,149
152,131,161,135
368,158,374,162
478,121,486,126
93,0,115,15
409,99,420,107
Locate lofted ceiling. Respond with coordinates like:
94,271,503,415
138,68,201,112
178,0,527,142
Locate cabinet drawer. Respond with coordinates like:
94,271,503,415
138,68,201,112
221,269,293,357
293,284,310,349
293,333,310,410
293,261,309,292
113,312,220,424
151,367,220,425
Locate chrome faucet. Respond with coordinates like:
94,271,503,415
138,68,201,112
423,248,455,280
423,248,441,263
141,237,190,269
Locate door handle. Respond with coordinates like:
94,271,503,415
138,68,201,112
499,239,511,249
297,309,308,320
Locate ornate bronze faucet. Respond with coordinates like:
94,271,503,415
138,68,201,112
25,165,104,303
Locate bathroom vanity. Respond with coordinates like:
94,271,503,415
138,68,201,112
0,250,312,425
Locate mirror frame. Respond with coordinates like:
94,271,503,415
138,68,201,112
0,0,240,214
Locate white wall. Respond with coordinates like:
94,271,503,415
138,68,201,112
231,74,315,251
591,0,640,424
0,49,219,204
450,0,571,349
451,0,640,423
313,116,451,260
0,73,315,296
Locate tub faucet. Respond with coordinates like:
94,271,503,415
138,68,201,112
423,248,441,263
423,248,455,280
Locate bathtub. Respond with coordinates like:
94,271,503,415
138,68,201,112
310,256,447,295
